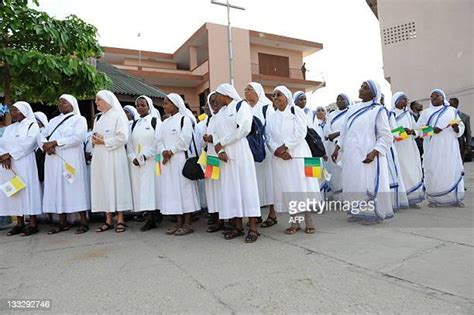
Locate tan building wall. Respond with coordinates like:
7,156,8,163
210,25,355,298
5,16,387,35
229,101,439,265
377,0,473,116
207,24,252,94
250,44,303,70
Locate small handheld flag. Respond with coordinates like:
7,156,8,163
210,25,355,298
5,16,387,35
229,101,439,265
205,155,220,180
420,126,434,137
391,126,408,142
0,175,26,197
448,118,461,126
155,154,161,176
198,151,208,167
198,113,208,122
304,157,321,178
63,162,76,183
137,144,144,154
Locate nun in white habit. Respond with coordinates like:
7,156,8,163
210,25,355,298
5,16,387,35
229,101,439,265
266,86,321,234
127,95,162,231
155,93,200,236
332,80,394,224
0,102,42,236
293,91,314,127
324,93,352,200
244,82,277,226
212,83,261,243
385,105,410,210
391,92,424,206
34,112,48,129
416,88,464,206
39,94,90,234
91,90,133,233
202,92,225,232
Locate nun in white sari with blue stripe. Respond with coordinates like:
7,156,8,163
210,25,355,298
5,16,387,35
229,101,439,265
416,89,464,206
332,80,393,224
325,94,352,200
391,92,424,206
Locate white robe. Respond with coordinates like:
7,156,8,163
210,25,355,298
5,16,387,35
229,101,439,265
338,101,394,221
266,105,321,213
251,102,275,207
203,116,222,214
313,117,330,195
324,108,349,199
212,100,261,219
302,107,315,127
386,110,409,209
155,113,200,215
194,120,208,209
393,108,424,205
0,119,42,216
91,110,133,212
417,105,465,205
39,113,90,214
127,115,160,211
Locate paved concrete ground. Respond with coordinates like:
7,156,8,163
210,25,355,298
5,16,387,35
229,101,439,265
1,164,473,314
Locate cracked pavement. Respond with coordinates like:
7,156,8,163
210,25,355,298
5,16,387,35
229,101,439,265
1,164,473,314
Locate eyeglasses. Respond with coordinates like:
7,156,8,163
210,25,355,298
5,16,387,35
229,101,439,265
317,109,325,112
272,92,284,98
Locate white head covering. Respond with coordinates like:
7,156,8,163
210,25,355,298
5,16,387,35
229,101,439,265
59,94,80,115
166,93,189,117
293,91,306,105
248,82,272,106
337,93,353,107
366,80,382,104
391,92,407,108
13,101,36,122
430,88,449,107
207,91,216,115
135,95,161,119
123,105,139,121
216,83,242,101
96,90,128,123
274,86,295,109
34,111,48,127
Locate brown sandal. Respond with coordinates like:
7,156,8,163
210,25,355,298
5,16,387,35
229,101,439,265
223,228,244,240
174,224,193,236
285,226,301,235
96,223,114,233
166,225,181,235
305,227,316,234
260,217,278,228
115,223,128,233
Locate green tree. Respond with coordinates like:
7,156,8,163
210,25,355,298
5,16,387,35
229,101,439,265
0,0,110,119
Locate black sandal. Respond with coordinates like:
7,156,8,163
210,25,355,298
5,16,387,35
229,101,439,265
21,226,39,236
206,224,222,233
115,223,128,233
75,224,89,234
7,225,25,236
260,217,278,228
96,223,114,233
47,224,71,235
223,228,244,240
245,230,260,243
140,220,157,232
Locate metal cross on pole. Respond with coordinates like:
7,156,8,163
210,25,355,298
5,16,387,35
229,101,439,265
211,0,245,86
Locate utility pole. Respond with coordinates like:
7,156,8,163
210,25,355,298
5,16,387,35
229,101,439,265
211,0,245,85
137,32,142,69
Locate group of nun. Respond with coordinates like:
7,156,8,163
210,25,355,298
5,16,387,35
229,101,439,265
0,79,465,238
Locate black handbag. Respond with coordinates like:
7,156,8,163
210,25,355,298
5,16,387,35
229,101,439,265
180,117,204,180
290,107,326,157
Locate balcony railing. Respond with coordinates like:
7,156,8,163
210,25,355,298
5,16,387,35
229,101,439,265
251,63,306,80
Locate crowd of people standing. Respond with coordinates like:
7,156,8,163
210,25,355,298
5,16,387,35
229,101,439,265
0,80,468,243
